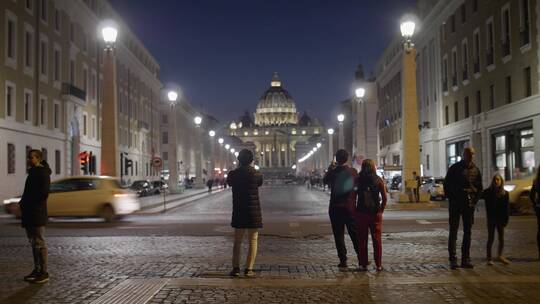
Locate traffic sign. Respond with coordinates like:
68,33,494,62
152,157,163,168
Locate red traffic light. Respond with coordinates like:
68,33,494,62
79,151,89,164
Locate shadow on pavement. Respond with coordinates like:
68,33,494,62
0,283,43,304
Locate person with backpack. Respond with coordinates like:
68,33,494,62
530,165,540,260
323,149,360,269
482,173,510,265
355,159,387,271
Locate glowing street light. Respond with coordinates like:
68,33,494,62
316,142,322,148
327,128,334,135
209,130,215,137
225,144,230,150
337,114,345,122
355,87,366,99
218,138,224,144
194,116,202,126
400,20,416,39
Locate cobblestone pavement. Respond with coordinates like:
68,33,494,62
1,219,540,303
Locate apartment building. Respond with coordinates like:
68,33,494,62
416,0,540,183
0,0,162,197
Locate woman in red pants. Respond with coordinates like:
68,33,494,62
356,159,387,271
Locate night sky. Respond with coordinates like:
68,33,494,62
108,0,417,126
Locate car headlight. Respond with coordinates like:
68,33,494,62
503,185,516,192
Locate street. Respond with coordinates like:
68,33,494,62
1,185,540,303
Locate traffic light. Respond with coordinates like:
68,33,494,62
79,151,89,174
124,158,133,175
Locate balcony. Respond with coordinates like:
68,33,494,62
61,83,86,106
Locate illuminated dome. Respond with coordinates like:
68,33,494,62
254,72,299,126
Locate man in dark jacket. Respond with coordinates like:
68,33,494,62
444,147,483,269
20,149,51,283
227,149,263,277
323,149,359,269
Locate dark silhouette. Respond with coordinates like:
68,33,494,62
482,174,510,265
530,165,540,260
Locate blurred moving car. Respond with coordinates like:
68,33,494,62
151,180,168,195
129,180,153,197
3,176,139,222
427,178,446,201
504,177,534,214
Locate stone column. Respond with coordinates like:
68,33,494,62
100,47,119,176
277,143,282,167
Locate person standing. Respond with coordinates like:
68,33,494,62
323,150,359,269
444,147,483,269
482,174,510,265
227,149,263,277
530,166,540,260
412,171,421,202
356,159,387,271
20,149,51,283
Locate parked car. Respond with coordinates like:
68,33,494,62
504,177,534,214
151,180,168,195
3,176,139,222
427,178,446,200
129,180,153,197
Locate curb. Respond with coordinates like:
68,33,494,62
137,188,229,214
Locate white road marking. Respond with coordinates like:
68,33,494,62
416,220,432,225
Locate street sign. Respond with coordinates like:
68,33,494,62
152,157,162,168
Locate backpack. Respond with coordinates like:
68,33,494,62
360,177,381,213
333,168,354,196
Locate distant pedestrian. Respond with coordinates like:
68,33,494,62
444,147,483,269
412,171,421,202
530,165,540,260
323,150,360,270
227,149,263,277
20,149,51,283
355,159,387,271
206,178,213,193
482,174,510,265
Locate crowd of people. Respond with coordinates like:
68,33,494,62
17,147,540,282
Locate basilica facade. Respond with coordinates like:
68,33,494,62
228,73,325,173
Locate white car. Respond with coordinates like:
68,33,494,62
3,176,140,222
428,178,446,201
504,177,534,214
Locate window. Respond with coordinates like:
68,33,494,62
40,38,48,76
460,4,466,23
91,116,96,138
53,102,59,129
473,0,478,13
162,113,168,124
90,72,96,101
7,144,15,174
41,148,47,162
55,150,61,174
505,76,512,103
445,106,449,125
454,101,459,122
5,12,17,65
82,67,88,96
83,113,87,136
53,47,60,82
486,19,494,65
40,0,48,23
40,96,47,125
162,131,168,144
475,90,481,114
450,14,456,33
162,152,168,161
442,56,448,91
520,0,531,46
26,0,33,12
54,9,60,32
524,67,532,97
24,28,33,69
464,96,470,118
473,29,480,73
489,84,495,109
5,82,15,119
501,6,511,57
24,89,32,122
451,48,457,86
462,40,469,80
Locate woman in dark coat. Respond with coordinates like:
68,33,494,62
482,173,510,265
530,166,540,261
20,149,51,283
227,149,263,277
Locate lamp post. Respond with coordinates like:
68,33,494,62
208,130,216,181
355,87,367,169
194,116,203,187
100,21,119,176
327,128,334,164
400,18,421,201
337,114,345,150
166,90,180,193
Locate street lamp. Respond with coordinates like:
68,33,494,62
100,20,119,176
225,144,230,150
194,116,202,126
193,115,203,188
355,87,366,99
230,148,235,153
166,89,180,193
209,130,215,137
337,114,345,122
354,86,368,168
400,16,420,201
218,138,224,144
337,114,345,149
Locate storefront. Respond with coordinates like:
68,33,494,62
491,121,535,181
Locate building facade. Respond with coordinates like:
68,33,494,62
0,0,162,198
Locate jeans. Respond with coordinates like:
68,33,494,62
232,228,258,270
25,226,47,273
329,208,359,264
448,202,474,263
486,220,505,259
356,212,383,268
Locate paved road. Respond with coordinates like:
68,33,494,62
1,185,540,303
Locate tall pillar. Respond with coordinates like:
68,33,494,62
401,46,421,195
100,47,119,176
168,105,179,193
277,143,282,167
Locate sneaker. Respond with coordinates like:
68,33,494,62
449,260,459,270
337,262,348,269
486,260,494,266
358,265,368,272
461,262,474,269
376,266,384,272
33,272,49,284
229,267,240,277
23,269,40,282
497,256,511,265
244,269,256,278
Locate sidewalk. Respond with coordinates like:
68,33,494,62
136,187,229,214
